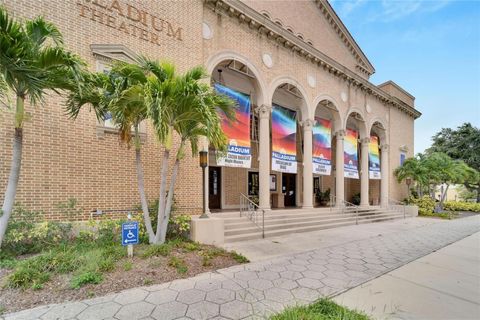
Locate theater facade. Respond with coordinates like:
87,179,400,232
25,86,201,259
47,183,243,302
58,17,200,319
0,0,421,221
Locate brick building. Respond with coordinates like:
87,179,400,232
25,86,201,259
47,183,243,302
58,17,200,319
1,0,420,222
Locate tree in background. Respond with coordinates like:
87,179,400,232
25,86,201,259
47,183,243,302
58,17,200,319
394,155,428,198
0,8,85,247
427,123,480,202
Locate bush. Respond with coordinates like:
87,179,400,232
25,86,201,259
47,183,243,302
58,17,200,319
7,249,79,289
167,215,191,240
409,196,435,215
71,271,103,289
351,193,361,205
142,244,172,258
3,206,72,255
168,256,188,274
444,201,480,212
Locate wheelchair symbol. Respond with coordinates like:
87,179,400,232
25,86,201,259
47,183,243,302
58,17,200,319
127,230,135,239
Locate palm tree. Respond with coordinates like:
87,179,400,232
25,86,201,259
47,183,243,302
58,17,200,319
0,7,85,247
66,60,235,244
146,64,235,244
66,60,160,242
394,155,427,198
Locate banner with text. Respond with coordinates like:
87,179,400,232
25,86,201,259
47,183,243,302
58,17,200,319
313,117,332,175
344,128,359,179
369,135,381,179
214,84,251,168
271,105,297,173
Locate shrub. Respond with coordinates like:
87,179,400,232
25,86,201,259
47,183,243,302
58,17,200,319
230,251,249,263
71,271,103,289
168,256,188,274
181,241,201,252
143,244,172,258
7,249,79,288
444,201,480,212
167,215,191,240
98,257,115,272
409,196,435,215
351,193,361,206
3,206,72,255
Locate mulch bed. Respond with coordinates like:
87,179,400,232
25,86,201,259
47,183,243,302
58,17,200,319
0,246,241,313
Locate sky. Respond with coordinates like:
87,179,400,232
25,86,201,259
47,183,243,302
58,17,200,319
329,0,480,153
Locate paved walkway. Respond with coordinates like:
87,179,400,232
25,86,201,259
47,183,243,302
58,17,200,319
4,215,480,320
334,231,480,320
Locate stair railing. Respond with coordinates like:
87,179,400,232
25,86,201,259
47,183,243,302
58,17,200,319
386,197,407,219
239,193,265,238
330,194,361,225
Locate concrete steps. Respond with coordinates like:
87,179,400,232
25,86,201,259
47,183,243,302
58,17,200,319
217,207,406,243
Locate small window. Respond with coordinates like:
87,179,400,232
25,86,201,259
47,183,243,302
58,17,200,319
400,153,406,165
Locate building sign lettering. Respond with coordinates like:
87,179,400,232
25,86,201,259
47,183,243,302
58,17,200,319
77,0,183,44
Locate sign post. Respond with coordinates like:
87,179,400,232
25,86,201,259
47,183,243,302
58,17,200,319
122,213,139,258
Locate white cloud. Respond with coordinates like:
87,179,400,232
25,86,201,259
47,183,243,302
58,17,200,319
379,0,452,22
331,0,452,22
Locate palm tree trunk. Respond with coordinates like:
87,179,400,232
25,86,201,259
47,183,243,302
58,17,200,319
440,184,449,210
154,149,170,243
135,146,155,243
158,159,179,244
0,96,24,248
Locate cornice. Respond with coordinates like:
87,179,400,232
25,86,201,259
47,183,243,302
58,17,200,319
314,0,375,75
204,0,422,120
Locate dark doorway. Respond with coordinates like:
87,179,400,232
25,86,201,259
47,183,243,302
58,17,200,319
209,167,221,209
248,171,259,197
282,173,296,207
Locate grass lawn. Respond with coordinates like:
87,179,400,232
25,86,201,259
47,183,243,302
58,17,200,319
270,298,371,320
0,239,248,314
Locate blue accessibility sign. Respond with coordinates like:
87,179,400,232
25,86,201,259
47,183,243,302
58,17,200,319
121,222,139,246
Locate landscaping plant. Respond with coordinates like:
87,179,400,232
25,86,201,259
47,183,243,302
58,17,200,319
66,59,235,244
0,7,86,247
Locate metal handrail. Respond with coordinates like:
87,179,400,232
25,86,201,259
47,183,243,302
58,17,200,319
239,193,265,238
329,194,361,225
386,197,408,219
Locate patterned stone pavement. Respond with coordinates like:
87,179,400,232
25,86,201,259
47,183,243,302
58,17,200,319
4,215,480,320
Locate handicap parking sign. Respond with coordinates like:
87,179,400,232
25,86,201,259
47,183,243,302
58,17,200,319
122,221,139,246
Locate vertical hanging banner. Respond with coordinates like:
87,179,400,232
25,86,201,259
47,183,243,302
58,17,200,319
214,84,251,168
369,136,381,179
312,117,332,175
271,105,297,173
344,128,359,179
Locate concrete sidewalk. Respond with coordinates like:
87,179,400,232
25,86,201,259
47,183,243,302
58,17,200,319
3,216,479,320
222,217,443,262
334,232,480,320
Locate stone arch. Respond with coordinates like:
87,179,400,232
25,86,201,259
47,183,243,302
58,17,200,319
312,94,343,131
205,50,268,106
368,117,388,145
269,75,310,121
344,107,368,138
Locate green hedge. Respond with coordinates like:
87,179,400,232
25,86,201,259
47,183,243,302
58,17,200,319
444,201,480,212
408,196,435,215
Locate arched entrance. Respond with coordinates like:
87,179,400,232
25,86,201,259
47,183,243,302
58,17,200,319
344,110,368,205
268,78,309,209
370,120,388,207
206,56,266,211
312,97,342,208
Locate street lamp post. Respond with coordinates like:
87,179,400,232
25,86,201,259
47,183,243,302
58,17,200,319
406,177,412,202
199,150,209,219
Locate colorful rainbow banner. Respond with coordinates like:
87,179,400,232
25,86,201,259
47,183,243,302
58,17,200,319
271,105,297,173
313,117,332,175
369,135,381,179
344,128,359,179
214,84,251,168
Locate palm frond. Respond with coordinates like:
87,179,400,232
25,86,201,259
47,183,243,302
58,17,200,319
25,15,63,47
